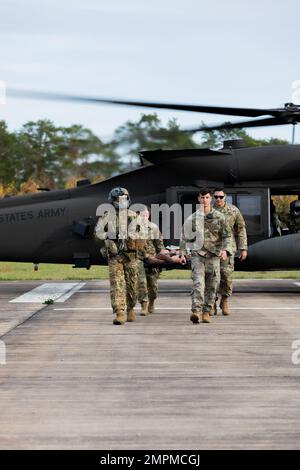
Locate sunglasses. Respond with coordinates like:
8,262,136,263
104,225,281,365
214,195,225,199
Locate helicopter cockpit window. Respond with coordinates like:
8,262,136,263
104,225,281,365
236,195,261,233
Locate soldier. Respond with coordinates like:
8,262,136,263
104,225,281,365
180,188,231,324
94,187,144,325
213,188,248,315
270,200,282,237
137,205,165,316
281,200,300,233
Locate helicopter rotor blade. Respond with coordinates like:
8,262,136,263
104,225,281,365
8,88,281,118
183,117,288,133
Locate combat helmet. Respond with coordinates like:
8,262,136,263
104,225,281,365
108,187,131,209
290,200,300,218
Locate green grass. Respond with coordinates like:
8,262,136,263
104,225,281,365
0,262,300,281
0,262,109,280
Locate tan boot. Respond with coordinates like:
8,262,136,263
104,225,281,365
127,308,136,322
220,296,230,316
190,311,201,324
140,301,149,316
148,300,155,314
202,312,211,323
113,310,126,325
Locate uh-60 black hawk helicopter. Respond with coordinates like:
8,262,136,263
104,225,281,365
1,89,300,271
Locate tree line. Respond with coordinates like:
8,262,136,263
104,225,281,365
0,114,288,197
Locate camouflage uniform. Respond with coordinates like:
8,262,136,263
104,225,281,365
281,214,300,233
108,254,138,313
181,208,231,314
214,202,247,297
138,222,165,304
95,209,144,315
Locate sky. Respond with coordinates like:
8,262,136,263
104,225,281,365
0,0,300,143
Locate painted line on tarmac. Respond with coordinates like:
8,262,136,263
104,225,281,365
78,290,109,293
56,282,86,302
54,307,111,310
223,306,300,310
53,306,300,311
10,282,86,303
77,289,190,293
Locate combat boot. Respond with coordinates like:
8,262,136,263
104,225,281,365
113,310,126,325
202,312,211,323
220,296,230,316
190,311,201,324
140,301,149,316
148,299,155,314
127,308,136,322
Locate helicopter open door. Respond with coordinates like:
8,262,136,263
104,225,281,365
165,186,270,246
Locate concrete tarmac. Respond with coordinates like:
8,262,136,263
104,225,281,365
0,279,300,449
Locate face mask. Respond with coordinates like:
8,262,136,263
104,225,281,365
113,197,129,210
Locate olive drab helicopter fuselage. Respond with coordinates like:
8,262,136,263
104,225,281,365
1,139,300,271
4,91,300,270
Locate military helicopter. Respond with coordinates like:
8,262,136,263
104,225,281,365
1,89,300,271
